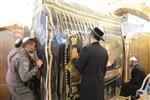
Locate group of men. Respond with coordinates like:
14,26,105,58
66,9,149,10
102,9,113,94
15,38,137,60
6,27,146,100
6,27,108,100
6,37,43,100
71,27,146,100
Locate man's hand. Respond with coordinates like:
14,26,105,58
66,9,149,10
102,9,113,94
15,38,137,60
71,47,79,59
36,59,43,69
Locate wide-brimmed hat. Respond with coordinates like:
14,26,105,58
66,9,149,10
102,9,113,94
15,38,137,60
89,27,104,41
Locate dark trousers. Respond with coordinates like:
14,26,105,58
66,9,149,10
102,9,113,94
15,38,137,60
8,93,12,100
26,76,41,100
120,82,138,97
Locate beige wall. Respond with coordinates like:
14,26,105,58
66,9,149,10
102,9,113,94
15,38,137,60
125,33,150,80
0,30,18,100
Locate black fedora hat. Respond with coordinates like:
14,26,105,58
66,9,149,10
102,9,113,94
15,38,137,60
89,27,104,41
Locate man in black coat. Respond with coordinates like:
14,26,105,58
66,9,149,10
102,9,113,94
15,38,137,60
71,27,108,100
120,56,146,97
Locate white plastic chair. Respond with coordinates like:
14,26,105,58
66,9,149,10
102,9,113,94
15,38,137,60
136,73,150,100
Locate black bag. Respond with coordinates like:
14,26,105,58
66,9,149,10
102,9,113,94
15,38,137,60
25,76,41,100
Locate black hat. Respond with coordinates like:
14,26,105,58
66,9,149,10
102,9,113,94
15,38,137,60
89,27,104,41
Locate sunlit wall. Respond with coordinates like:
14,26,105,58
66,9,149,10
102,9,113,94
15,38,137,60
121,13,150,36
0,0,36,27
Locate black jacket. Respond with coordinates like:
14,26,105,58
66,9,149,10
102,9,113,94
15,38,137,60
130,64,146,88
73,42,108,100
120,64,146,96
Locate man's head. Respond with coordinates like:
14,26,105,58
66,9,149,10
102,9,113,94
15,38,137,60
22,37,37,53
15,39,22,48
88,27,104,44
129,56,138,67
